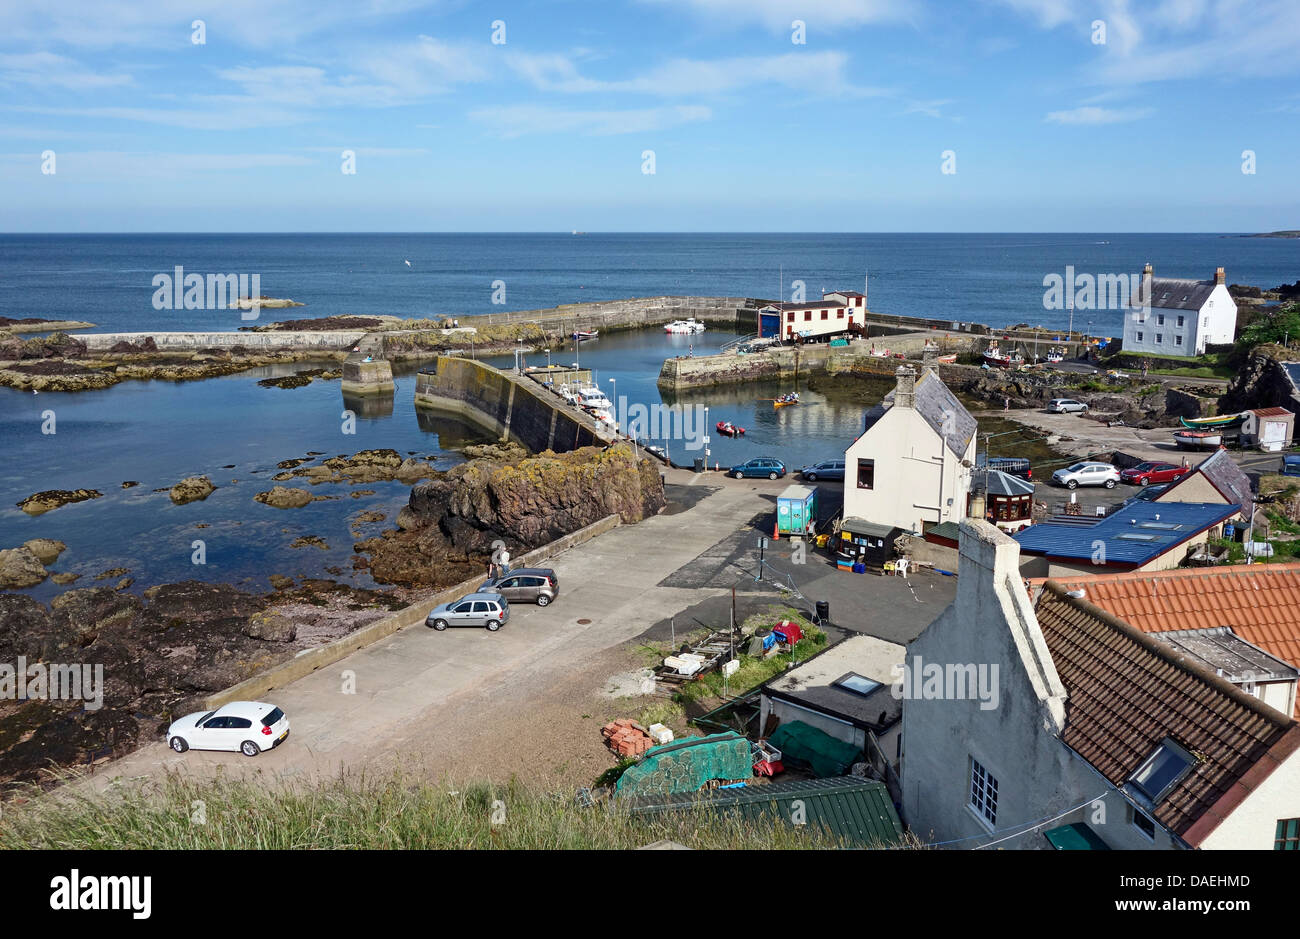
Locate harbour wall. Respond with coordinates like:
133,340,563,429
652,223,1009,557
414,356,617,453
80,330,367,352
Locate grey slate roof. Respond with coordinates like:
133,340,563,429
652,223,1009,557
1132,277,1217,311
861,368,977,459
982,468,1035,497
1159,449,1254,515
1152,627,1299,683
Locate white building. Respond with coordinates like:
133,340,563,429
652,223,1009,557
1123,264,1238,357
901,520,1300,850
757,290,866,342
843,366,977,535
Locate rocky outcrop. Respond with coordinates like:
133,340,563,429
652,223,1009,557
271,448,438,485
22,539,66,565
1221,344,1300,413
243,609,296,642
16,489,102,516
357,442,664,587
0,546,48,589
254,485,315,509
169,475,216,504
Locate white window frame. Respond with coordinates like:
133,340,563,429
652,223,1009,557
968,757,999,830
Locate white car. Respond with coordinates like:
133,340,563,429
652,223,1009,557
1047,398,1089,414
1051,461,1120,490
167,701,290,757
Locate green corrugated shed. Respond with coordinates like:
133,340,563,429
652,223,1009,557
627,776,903,847
1044,822,1111,850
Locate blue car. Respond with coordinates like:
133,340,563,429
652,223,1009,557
730,458,787,480
799,460,845,482
1284,454,1300,478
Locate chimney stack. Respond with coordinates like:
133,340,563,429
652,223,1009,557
1142,262,1153,307
1215,266,1225,286
894,364,917,409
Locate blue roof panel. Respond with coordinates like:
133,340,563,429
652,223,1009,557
1013,501,1241,566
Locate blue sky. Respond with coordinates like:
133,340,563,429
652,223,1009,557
1,0,1297,232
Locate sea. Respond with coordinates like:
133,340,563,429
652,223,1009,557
1,233,1295,599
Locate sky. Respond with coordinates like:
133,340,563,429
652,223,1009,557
1,0,1298,232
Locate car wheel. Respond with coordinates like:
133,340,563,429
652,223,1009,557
733,471,743,479
805,474,817,482
768,472,779,480
536,595,550,607
1081,406,1089,412
431,618,448,631
1104,479,1116,489
1066,479,1078,490
240,741,260,757
169,736,189,753
1139,477,1149,486
486,620,501,632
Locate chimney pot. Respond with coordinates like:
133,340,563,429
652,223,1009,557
894,364,917,409
1215,266,1226,285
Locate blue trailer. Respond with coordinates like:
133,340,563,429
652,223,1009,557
777,484,818,536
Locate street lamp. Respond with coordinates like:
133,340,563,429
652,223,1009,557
608,378,617,432
704,406,710,467
545,348,551,369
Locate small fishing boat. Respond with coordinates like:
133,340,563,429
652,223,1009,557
773,393,800,409
1045,347,1065,364
1179,413,1244,430
572,329,599,341
1173,430,1223,450
665,319,706,334
716,421,745,437
935,353,957,364
982,343,1025,369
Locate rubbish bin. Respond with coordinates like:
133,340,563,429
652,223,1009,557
693,457,706,473
815,600,830,625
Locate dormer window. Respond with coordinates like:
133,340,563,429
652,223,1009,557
1129,738,1196,804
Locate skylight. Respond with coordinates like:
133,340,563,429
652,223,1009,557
1138,522,1184,531
1117,533,1163,541
835,673,882,697
1129,738,1196,804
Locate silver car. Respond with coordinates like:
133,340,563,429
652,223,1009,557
1048,398,1088,414
1051,461,1119,489
426,592,510,631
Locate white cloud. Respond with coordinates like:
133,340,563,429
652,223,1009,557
0,52,132,90
507,50,890,98
470,104,713,138
641,0,914,30
1044,105,1152,124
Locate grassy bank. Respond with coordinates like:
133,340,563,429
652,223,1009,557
0,770,859,850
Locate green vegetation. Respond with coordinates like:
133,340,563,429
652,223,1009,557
1237,301,1300,350
678,606,827,704
0,771,860,850
1107,350,1236,380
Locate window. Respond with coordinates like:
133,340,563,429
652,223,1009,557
1157,314,1165,325
1276,818,1300,850
228,718,252,729
453,602,473,613
969,758,999,826
787,311,794,322
204,716,229,729
1129,738,1195,803
1177,315,1185,327
262,707,285,727
834,673,882,697
1132,807,1156,840
1175,335,1183,346
857,458,875,489
1136,331,1144,342
804,311,812,322
837,309,845,318
472,601,490,613
1155,333,1162,343
821,310,829,320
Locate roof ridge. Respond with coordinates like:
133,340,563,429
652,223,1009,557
1039,580,1294,730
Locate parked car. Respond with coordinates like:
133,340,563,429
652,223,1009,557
731,458,787,480
426,591,510,631
478,568,558,606
799,460,844,482
1051,461,1120,489
1120,461,1189,486
985,456,1032,480
1283,454,1300,478
1047,398,1089,414
167,701,289,757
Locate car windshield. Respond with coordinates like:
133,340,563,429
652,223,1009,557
196,710,217,726
1066,463,1086,472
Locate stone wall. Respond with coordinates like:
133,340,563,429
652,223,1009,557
80,330,367,352
414,356,616,453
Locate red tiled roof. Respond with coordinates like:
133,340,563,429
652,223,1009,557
1037,564,1300,672
1034,582,1300,845
1250,407,1292,418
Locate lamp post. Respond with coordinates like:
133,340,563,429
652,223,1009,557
545,348,552,369
704,406,710,468
608,378,617,433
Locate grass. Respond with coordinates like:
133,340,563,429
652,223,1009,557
0,770,869,850
678,606,828,704
1147,365,1236,379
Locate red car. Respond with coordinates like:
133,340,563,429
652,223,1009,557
1120,461,1188,486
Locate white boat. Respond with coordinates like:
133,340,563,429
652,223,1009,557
665,319,706,334
576,386,613,410
1173,430,1222,450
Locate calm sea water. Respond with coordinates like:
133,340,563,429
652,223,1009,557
1,234,1296,598
1,233,1296,336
